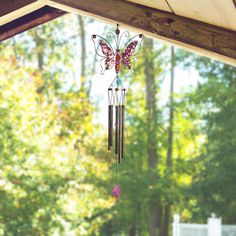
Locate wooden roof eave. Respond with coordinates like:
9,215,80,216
0,0,236,67
40,0,236,67
0,1,66,42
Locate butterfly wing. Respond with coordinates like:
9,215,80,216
99,40,115,70
92,35,115,74
121,34,144,70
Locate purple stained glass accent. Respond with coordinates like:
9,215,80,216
99,40,115,69
122,40,138,69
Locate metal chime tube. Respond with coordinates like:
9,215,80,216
113,86,126,163
115,88,126,163
108,88,113,150
121,89,125,159
115,105,119,156
118,104,122,163
115,88,122,163
121,113,125,159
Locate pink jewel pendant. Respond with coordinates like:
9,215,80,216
112,185,121,198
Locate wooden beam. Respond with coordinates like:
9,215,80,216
0,0,35,16
0,6,66,41
41,0,236,66
233,0,236,8
0,1,46,26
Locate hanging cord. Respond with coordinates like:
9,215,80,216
164,0,175,14
109,74,124,90
116,151,118,185
115,24,120,54
108,88,113,106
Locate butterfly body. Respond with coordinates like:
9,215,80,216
115,50,121,73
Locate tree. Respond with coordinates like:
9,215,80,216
143,37,161,236
0,14,113,236
161,46,175,236
188,58,236,223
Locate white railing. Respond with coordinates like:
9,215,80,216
179,224,208,236
173,214,236,236
222,225,236,236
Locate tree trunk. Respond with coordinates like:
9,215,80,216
144,38,162,236
161,46,175,236
144,38,158,169
162,203,171,236
32,29,45,71
102,221,113,236
166,46,175,168
31,28,46,96
129,224,136,236
78,15,86,92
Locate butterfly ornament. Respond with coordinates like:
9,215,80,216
92,24,144,198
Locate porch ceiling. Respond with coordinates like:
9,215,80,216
128,0,236,31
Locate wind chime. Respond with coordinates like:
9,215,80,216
92,24,143,198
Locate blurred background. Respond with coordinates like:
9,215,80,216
0,13,235,236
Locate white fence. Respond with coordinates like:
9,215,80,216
173,214,236,236
222,226,236,236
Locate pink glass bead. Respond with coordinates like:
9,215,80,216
112,185,121,198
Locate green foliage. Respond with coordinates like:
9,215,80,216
187,59,236,223
0,15,112,236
